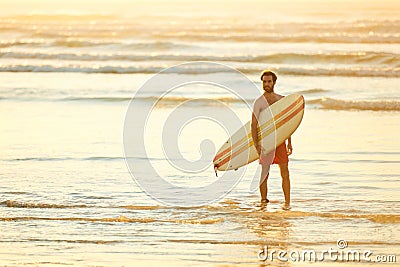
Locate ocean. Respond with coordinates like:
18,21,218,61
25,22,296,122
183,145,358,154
0,0,399,266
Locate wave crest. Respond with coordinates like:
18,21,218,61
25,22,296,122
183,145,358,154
1,51,399,67
1,64,400,77
309,97,400,111
1,200,87,209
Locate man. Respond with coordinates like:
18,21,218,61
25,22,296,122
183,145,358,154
251,70,292,209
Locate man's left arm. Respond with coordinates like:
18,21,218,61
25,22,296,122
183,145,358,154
287,137,293,155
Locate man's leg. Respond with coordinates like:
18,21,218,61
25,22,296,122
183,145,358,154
259,164,270,202
279,163,290,204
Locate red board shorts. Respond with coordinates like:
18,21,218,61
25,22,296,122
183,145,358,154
259,142,289,165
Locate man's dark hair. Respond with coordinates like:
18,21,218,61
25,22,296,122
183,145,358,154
260,70,277,83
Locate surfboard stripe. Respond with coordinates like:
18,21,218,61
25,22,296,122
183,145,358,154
214,96,303,166
215,99,304,168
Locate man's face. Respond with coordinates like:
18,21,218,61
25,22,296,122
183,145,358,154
262,75,275,93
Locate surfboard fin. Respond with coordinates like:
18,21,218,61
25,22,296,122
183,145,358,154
214,166,218,177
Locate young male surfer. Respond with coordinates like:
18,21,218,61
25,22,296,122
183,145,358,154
251,70,292,209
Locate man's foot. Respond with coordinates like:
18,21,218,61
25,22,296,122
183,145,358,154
282,202,291,210
260,199,269,209
261,199,269,205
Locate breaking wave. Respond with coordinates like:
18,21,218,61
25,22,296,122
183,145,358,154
308,97,400,111
1,51,399,66
1,64,399,77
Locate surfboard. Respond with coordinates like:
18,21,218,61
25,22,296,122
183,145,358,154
213,94,304,171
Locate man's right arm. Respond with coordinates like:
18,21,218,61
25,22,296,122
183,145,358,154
251,109,261,156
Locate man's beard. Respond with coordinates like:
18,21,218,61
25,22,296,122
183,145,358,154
263,86,274,93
